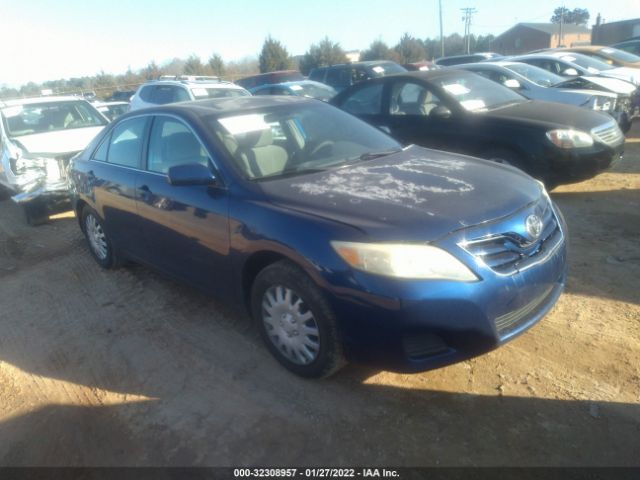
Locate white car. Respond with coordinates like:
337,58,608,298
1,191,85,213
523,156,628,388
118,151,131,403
510,52,640,87
129,76,250,111
457,61,632,132
0,96,108,224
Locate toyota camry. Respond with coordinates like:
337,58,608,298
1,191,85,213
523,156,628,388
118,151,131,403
69,96,567,378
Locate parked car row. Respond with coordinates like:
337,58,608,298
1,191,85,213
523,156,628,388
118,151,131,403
0,40,637,379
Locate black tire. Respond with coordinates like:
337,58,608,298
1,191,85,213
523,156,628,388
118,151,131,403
81,206,119,269
485,148,558,190
251,260,345,378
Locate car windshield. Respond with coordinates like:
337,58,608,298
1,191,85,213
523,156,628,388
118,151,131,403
367,63,407,77
290,83,336,101
560,53,613,72
506,63,564,87
434,73,526,112
209,102,401,180
598,47,640,63
190,87,250,99
1,100,107,137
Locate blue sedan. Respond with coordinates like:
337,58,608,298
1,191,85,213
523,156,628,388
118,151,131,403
69,96,567,378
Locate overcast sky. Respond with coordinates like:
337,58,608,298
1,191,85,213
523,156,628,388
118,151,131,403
1,0,639,86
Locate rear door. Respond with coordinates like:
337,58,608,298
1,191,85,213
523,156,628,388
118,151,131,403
335,81,388,133
134,114,231,293
85,116,149,258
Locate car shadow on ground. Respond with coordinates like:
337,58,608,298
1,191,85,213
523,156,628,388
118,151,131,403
0,257,638,466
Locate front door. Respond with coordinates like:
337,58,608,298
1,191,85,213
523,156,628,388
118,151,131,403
384,79,459,152
135,115,231,294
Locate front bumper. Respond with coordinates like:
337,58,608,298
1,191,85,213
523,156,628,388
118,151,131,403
325,197,568,372
545,142,624,184
1,153,73,214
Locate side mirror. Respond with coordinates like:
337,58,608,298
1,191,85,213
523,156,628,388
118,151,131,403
167,163,216,186
503,79,521,89
562,68,579,76
430,105,452,119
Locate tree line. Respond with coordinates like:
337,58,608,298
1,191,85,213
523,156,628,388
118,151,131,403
0,32,495,100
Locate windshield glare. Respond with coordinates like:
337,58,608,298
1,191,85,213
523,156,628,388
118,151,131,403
190,87,250,99
210,103,400,180
435,73,526,111
561,53,613,71
293,83,336,100
2,101,107,137
599,47,640,63
506,63,564,86
368,62,407,77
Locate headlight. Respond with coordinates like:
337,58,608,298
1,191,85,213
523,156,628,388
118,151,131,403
546,129,594,148
331,241,478,281
589,96,615,112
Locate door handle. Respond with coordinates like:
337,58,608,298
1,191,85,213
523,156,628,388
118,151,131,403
138,184,152,203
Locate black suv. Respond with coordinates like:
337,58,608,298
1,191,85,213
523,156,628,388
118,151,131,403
309,61,406,92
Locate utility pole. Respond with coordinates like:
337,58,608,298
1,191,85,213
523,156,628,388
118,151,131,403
439,0,444,57
559,5,565,47
461,7,477,54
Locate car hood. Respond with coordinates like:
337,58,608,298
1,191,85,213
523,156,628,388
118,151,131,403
10,126,104,155
578,75,637,94
482,100,612,130
259,146,543,242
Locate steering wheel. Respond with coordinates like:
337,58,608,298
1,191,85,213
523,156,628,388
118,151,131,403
308,140,334,158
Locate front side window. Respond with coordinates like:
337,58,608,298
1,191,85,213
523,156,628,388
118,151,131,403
107,117,147,168
390,81,442,116
339,82,383,115
147,117,210,174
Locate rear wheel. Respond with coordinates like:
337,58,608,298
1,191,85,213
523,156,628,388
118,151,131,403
251,260,345,378
81,207,119,269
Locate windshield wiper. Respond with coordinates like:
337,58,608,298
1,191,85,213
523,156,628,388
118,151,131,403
357,149,403,161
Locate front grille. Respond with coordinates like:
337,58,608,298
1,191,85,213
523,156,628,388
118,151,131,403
494,285,554,336
592,121,624,146
459,200,562,275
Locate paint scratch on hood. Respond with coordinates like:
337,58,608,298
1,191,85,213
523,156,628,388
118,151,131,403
292,158,474,209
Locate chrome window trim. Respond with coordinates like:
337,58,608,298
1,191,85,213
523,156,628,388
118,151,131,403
89,112,226,185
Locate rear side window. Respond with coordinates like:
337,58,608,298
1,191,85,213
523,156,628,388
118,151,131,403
150,86,189,105
326,67,351,88
138,86,154,102
147,117,210,174
106,117,147,168
308,68,327,82
339,82,383,115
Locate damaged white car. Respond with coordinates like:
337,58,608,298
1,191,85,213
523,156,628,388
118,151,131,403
0,96,108,224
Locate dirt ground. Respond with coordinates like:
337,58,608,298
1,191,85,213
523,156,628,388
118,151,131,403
0,123,639,467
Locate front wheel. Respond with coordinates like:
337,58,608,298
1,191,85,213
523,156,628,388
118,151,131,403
81,207,119,269
251,260,345,378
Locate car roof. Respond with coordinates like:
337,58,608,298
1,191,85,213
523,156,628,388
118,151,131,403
256,80,332,89
1,95,89,107
459,60,522,68
141,80,244,89
125,95,315,119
